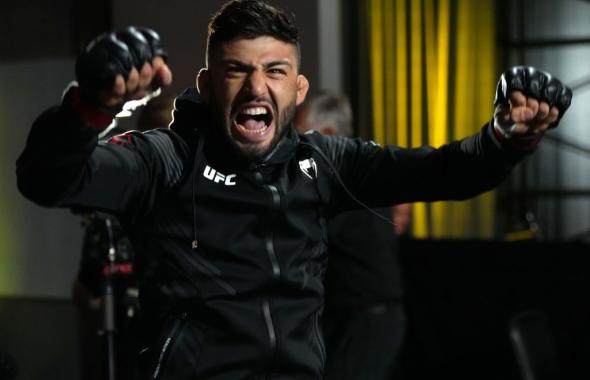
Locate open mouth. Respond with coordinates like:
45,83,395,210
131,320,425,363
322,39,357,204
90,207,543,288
232,105,274,142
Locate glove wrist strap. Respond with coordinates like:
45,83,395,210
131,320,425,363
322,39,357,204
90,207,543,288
62,82,116,130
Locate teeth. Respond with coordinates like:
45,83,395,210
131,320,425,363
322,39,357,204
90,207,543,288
236,123,269,134
241,107,268,116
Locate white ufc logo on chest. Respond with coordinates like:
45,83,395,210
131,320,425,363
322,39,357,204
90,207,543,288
203,165,237,186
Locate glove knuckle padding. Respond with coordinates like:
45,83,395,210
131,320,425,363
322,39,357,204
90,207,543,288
75,32,134,102
116,26,153,69
556,84,573,117
494,66,573,127
136,27,168,61
75,26,169,106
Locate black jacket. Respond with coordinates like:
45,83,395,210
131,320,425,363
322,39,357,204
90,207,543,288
17,87,525,379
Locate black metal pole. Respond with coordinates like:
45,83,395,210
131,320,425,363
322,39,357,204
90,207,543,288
104,218,117,380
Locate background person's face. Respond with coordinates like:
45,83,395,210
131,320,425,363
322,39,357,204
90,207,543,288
200,36,308,160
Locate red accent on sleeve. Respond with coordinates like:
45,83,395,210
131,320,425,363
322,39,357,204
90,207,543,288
67,87,115,130
109,133,134,146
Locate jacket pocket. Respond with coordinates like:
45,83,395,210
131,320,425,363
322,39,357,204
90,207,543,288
149,312,206,380
152,313,187,379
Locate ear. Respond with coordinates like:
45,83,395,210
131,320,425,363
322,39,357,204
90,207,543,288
196,68,210,103
296,74,309,106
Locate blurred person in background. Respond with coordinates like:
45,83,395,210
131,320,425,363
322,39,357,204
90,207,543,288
295,92,410,379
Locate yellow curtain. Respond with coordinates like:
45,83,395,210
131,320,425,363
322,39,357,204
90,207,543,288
365,0,497,238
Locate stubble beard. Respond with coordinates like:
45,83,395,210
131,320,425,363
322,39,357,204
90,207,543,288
211,97,297,162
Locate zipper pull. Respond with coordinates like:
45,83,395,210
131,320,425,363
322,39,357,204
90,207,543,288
192,240,198,249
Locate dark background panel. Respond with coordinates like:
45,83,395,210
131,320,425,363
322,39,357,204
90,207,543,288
0,0,111,61
399,239,590,380
0,298,79,380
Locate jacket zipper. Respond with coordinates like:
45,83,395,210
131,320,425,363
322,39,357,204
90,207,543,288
266,184,281,278
255,170,281,376
152,313,188,380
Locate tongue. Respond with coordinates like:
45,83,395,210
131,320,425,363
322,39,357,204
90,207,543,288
242,118,266,130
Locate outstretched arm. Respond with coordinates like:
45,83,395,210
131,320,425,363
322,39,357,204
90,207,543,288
321,66,572,208
16,27,177,216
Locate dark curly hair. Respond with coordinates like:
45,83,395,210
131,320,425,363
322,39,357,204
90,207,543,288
206,0,300,67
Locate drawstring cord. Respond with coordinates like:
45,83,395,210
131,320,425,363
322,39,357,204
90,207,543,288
192,133,205,249
299,141,396,228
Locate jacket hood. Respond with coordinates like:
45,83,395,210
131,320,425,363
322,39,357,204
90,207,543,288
168,87,209,136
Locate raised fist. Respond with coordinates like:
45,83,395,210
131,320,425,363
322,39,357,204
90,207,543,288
493,66,572,139
75,26,173,110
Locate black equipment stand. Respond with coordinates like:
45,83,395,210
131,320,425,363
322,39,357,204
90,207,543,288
103,217,117,380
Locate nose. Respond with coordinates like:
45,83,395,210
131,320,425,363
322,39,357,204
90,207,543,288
244,69,268,97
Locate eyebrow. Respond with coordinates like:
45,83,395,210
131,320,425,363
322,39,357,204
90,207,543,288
221,59,293,70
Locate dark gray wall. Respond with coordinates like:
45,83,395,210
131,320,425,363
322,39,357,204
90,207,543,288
0,59,84,298
499,0,590,240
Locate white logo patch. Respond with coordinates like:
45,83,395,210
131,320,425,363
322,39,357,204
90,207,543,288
203,165,237,186
298,158,317,180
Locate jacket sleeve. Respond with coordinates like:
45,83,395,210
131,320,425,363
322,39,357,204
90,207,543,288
319,121,528,208
16,103,188,218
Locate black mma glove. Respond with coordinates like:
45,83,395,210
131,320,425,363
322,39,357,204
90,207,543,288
75,26,168,111
493,66,572,140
